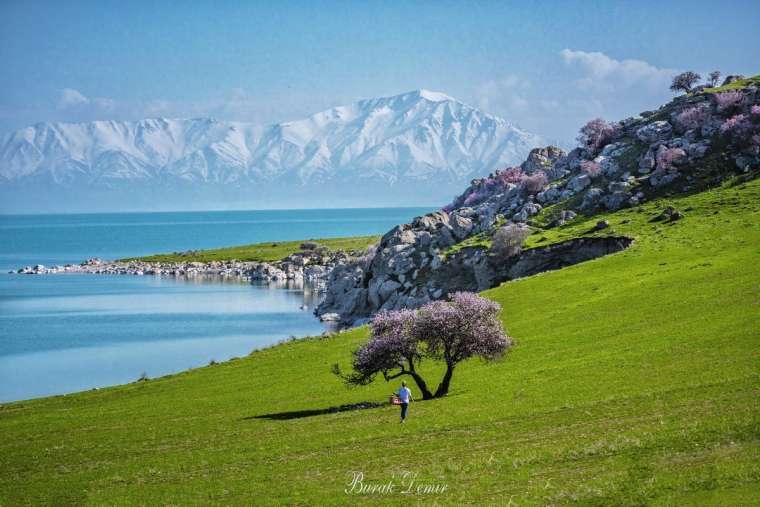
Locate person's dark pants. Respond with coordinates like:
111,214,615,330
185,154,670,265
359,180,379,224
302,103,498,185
400,402,409,420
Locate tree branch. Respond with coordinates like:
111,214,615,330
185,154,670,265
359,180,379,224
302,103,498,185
382,369,408,381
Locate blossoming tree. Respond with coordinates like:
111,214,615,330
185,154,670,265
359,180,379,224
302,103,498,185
335,292,512,399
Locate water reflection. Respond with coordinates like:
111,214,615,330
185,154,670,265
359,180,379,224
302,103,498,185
0,274,331,402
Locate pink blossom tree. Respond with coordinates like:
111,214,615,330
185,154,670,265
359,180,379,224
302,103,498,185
720,114,753,144
577,118,619,154
336,293,512,399
714,90,744,113
497,167,526,185
675,105,710,130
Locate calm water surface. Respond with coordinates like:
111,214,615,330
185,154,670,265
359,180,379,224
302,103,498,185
0,207,432,402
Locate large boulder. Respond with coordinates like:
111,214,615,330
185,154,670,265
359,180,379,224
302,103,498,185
449,213,474,240
601,191,632,211
636,121,673,143
568,173,591,193
537,185,561,204
521,146,565,175
580,187,604,211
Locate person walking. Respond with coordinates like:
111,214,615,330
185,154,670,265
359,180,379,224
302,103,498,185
397,381,413,423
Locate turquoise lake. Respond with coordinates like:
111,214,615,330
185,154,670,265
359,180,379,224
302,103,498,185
0,207,432,402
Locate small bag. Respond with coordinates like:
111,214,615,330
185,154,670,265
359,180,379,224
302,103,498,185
390,395,402,405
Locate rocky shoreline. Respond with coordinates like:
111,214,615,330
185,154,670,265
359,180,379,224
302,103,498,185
11,250,348,287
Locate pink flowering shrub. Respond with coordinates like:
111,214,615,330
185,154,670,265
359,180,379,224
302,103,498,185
336,292,511,399
577,118,620,154
714,90,744,112
462,189,489,207
496,167,525,185
720,114,754,145
675,105,710,130
520,172,548,195
580,160,602,177
656,148,686,171
446,166,529,210
720,114,750,134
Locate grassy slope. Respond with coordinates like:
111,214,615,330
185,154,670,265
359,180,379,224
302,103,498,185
704,74,760,93
122,235,379,263
1,180,759,505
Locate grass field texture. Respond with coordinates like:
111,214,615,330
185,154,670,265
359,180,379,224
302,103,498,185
123,235,379,263
1,179,758,505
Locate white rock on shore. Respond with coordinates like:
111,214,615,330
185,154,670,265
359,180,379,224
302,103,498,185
13,252,344,289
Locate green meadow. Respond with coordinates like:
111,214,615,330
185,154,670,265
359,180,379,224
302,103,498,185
1,178,759,505
124,235,379,263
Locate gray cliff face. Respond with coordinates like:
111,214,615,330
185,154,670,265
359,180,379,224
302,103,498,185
317,84,760,325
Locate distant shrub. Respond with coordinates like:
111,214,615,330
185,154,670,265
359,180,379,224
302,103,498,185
300,241,319,251
577,118,619,154
714,90,744,113
490,224,530,259
670,71,701,94
675,105,710,130
751,104,760,118
580,160,602,177
520,172,548,195
708,70,721,87
138,372,149,382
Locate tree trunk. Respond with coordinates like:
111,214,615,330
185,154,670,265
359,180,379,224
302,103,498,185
384,359,434,399
434,363,455,398
407,359,433,399
408,371,434,400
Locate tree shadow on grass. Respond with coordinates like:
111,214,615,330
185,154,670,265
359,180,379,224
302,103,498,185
243,401,385,421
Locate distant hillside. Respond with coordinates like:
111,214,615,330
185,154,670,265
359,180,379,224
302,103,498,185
317,75,760,324
0,90,543,213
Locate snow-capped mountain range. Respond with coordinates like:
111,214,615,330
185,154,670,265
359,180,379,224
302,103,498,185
0,90,544,212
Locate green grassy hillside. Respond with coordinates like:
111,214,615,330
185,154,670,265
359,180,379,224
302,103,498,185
123,235,379,263
1,180,759,505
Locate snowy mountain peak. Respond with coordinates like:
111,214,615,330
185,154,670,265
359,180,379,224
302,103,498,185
0,90,545,212
417,89,455,102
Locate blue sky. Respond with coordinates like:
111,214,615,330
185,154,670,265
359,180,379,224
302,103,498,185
1,0,758,144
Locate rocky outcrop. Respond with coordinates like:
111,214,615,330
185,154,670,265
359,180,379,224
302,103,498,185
317,234,633,325
318,80,760,326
